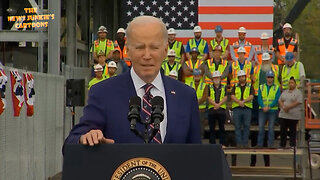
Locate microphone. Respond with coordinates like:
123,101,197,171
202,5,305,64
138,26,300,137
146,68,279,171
151,96,164,130
128,96,141,130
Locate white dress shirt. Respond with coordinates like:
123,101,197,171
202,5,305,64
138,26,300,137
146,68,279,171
130,68,167,142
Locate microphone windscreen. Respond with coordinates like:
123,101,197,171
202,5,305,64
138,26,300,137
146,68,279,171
129,96,141,108
151,96,164,109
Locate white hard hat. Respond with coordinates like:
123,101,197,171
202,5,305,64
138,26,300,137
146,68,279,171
237,47,246,53
262,53,271,61
237,70,246,77
193,26,202,33
212,71,221,78
167,49,176,56
117,28,125,33
238,27,246,33
169,70,178,77
260,32,269,40
167,28,176,35
98,26,108,33
108,61,117,68
94,64,104,72
283,23,292,29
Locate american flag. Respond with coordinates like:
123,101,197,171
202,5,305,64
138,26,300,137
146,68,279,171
120,0,273,45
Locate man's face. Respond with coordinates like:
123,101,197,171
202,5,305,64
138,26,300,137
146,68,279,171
98,55,106,64
213,50,222,59
215,32,222,38
168,56,175,62
127,22,167,82
238,52,245,60
194,74,201,82
238,75,246,83
262,39,268,45
108,67,116,75
95,71,103,78
168,34,176,41
289,79,296,90
113,52,120,62
117,32,125,40
98,32,107,39
213,77,221,85
191,51,198,59
238,33,246,41
286,60,295,66
283,28,292,37
267,76,274,84
194,32,201,39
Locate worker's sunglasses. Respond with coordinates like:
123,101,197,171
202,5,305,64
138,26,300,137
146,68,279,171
267,76,274,79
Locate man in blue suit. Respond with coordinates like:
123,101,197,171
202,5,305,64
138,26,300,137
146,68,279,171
64,16,201,145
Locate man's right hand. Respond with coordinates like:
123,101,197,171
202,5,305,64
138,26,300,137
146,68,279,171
80,129,114,146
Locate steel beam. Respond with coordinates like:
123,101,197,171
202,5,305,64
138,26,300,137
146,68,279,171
66,0,77,66
0,30,48,42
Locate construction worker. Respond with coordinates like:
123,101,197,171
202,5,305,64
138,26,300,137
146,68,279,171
231,70,254,148
105,61,117,79
114,28,131,67
208,71,227,145
183,47,204,85
91,52,108,77
186,26,209,62
161,49,182,81
186,68,208,138
208,25,229,60
202,45,229,85
166,28,186,64
168,70,178,79
110,49,129,75
275,23,298,69
281,52,305,90
229,47,254,87
257,70,281,148
255,33,275,65
230,27,255,61
91,26,114,62
88,64,106,89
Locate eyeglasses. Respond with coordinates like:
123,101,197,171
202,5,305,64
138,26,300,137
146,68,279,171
267,76,274,78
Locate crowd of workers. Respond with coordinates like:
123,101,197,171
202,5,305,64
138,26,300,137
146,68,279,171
88,22,306,161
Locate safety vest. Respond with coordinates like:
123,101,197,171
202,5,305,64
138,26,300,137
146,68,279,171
277,38,297,65
253,64,280,95
259,84,279,110
255,45,274,64
232,40,252,59
94,39,114,57
205,59,228,85
208,85,226,109
188,38,208,60
184,59,202,85
210,38,229,55
232,83,253,109
104,73,117,79
165,41,183,63
88,77,106,89
281,62,301,90
230,60,252,87
114,40,131,67
188,80,207,109
161,61,181,80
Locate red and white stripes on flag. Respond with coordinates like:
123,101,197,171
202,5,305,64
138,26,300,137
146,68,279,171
175,0,274,45
23,73,35,116
0,67,8,115
10,70,24,117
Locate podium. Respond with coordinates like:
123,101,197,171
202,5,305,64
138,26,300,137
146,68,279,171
62,144,232,180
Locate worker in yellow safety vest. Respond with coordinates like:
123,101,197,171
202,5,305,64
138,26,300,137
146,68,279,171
161,49,182,81
114,28,131,67
88,64,106,89
186,26,209,62
91,26,115,62
166,28,186,64
229,47,254,87
208,25,229,60
275,23,298,68
186,68,208,138
230,27,255,61
183,47,204,85
104,61,117,79
255,33,275,65
281,52,305,90
203,45,229,85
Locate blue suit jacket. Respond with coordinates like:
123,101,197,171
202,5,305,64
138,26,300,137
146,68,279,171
65,71,201,144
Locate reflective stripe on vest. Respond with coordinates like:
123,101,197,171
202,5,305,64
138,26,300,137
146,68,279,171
94,39,114,56
210,38,229,55
232,83,253,109
277,38,297,65
189,39,207,59
233,41,252,58
253,64,279,95
230,60,252,87
255,45,274,64
161,61,181,80
188,80,207,109
259,84,279,110
114,40,131,66
184,59,202,85
208,85,226,109
165,41,182,62
281,62,301,90
205,59,227,85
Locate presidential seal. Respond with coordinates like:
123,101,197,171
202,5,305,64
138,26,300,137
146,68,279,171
111,157,171,180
